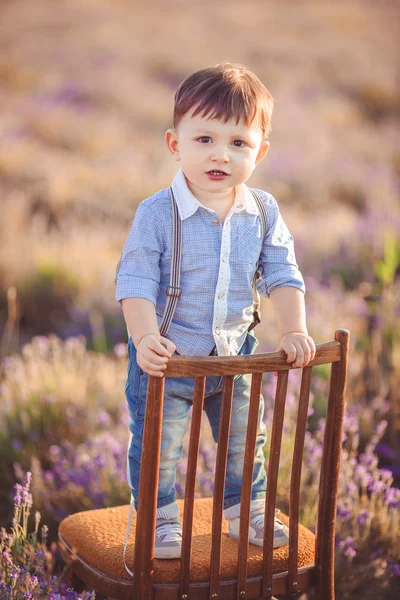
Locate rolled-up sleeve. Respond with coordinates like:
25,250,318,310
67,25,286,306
256,194,305,297
115,201,163,305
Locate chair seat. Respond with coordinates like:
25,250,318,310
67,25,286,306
59,497,315,589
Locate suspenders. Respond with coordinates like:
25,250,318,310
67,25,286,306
248,188,268,332
159,188,183,337
159,187,268,337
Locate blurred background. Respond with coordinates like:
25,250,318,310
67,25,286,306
0,0,399,598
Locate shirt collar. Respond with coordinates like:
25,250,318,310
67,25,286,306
171,168,259,220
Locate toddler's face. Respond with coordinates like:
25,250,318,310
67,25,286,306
166,107,269,197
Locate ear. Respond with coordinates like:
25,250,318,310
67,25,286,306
165,128,180,161
255,140,270,165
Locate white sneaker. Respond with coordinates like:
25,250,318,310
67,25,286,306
228,509,289,548
154,517,182,559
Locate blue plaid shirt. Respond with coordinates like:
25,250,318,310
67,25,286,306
116,168,305,356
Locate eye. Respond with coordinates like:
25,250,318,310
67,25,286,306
197,136,212,143
233,139,246,147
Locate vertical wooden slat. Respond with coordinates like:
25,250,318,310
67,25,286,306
236,372,263,600
133,375,165,600
262,370,289,600
209,375,234,600
315,374,333,587
315,329,349,600
288,366,313,595
179,376,206,599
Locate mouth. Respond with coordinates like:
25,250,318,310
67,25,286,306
206,169,229,176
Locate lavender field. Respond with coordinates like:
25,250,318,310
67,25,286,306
0,0,399,598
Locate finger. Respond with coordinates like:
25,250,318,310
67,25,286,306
141,348,169,366
152,338,175,357
304,338,316,365
139,357,167,377
300,337,316,366
139,346,169,366
160,337,176,355
143,368,165,377
282,342,297,364
308,337,316,361
145,337,170,356
300,340,312,366
144,369,165,377
292,345,304,368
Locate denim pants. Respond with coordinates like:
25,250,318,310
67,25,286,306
125,331,267,512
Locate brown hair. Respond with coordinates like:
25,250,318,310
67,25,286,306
173,62,274,139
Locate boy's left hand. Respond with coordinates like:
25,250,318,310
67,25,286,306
275,332,316,374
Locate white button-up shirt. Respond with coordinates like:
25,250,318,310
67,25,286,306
116,168,305,356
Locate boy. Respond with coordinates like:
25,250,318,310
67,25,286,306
116,62,316,561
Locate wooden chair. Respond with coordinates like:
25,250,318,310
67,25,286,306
58,328,349,600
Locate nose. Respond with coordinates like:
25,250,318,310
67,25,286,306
210,144,230,163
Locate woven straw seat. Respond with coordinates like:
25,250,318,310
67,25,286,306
59,498,315,593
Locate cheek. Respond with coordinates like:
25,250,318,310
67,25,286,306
247,151,260,166
185,143,203,158
239,154,257,170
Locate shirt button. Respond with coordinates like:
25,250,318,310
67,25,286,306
215,327,221,334
222,255,227,262
218,291,225,299
212,219,219,226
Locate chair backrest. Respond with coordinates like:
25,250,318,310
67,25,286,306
132,329,349,600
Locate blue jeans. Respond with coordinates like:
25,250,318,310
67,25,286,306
125,331,267,511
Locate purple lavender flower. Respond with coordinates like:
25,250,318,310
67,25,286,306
375,420,387,437
14,482,22,504
343,412,359,434
97,411,111,426
368,480,385,494
21,489,33,506
359,452,378,468
356,509,370,525
11,439,23,451
337,505,352,520
384,486,400,509
49,445,62,456
2,549,13,566
23,471,32,490
379,468,393,481
343,546,356,560
354,464,374,488
94,455,107,469
344,480,357,495
339,535,357,561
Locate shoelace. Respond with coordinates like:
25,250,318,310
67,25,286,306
251,513,285,531
156,522,182,542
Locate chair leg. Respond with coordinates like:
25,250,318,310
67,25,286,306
58,565,74,586
58,565,86,593
315,573,334,600
70,572,86,594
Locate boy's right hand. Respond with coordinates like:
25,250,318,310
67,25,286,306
136,334,176,377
